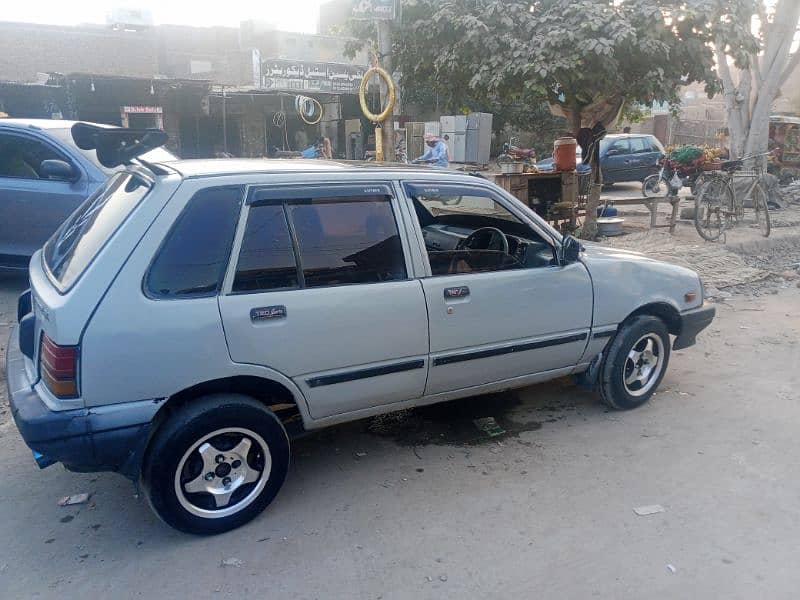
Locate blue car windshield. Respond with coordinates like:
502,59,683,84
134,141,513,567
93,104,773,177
43,172,152,292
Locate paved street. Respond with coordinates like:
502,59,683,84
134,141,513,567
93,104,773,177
1,271,799,599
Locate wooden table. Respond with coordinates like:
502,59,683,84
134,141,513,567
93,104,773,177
493,171,579,229
600,196,682,233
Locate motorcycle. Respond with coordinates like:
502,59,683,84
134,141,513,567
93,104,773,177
642,157,705,198
496,137,537,166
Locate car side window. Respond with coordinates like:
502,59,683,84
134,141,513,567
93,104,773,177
407,185,555,276
0,132,67,180
649,137,665,154
629,137,648,153
146,186,243,298
232,204,299,293
608,139,630,155
287,196,407,288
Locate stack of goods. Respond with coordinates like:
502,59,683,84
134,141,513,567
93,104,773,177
665,145,723,170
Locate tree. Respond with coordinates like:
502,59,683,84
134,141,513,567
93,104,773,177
349,0,757,237
715,0,800,160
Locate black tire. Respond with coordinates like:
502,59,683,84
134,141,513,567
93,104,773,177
752,183,771,237
694,175,733,241
642,174,666,198
599,315,670,410
142,394,290,535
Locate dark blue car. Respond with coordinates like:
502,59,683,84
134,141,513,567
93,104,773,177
537,134,664,185
0,119,176,270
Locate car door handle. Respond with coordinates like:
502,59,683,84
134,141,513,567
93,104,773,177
250,305,287,321
444,286,470,299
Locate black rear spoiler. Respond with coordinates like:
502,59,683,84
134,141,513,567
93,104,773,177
71,122,168,168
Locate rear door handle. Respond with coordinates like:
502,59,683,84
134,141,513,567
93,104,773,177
444,286,470,299
250,305,286,321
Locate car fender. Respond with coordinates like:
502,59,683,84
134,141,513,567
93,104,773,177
580,243,703,329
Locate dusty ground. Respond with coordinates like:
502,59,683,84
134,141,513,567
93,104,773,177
1,252,800,598
600,182,800,292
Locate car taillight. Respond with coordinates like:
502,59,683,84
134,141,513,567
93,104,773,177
40,334,79,399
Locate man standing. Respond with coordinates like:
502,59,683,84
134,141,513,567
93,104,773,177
413,133,449,168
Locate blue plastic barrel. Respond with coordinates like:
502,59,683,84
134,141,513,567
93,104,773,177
597,206,618,217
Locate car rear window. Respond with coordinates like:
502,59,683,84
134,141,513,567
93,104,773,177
146,186,243,298
44,172,152,292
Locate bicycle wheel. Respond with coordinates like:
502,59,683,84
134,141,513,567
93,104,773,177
642,174,667,198
694,175,733,241
751,183,771,237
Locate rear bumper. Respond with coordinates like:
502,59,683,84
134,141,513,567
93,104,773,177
673,303,716,350
6,325,161,480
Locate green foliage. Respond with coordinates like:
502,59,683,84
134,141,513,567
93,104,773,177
346,0,760,132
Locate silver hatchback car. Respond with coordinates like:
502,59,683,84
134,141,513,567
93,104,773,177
8,125,714,534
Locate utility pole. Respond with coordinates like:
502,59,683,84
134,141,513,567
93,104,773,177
376,14,395,161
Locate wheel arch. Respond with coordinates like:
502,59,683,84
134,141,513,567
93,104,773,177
623,301,682,336
129,375,306,482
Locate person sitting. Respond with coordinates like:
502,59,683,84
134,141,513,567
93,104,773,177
413,133,449,168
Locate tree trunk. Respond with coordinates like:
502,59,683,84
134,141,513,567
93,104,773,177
581,161,602,240
569,107,601,240
718,0,800,162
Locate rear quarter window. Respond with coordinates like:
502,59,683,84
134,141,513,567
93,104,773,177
44,171,151,292
145,186,243,298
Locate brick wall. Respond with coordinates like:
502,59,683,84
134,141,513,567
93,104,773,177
0,22,158,83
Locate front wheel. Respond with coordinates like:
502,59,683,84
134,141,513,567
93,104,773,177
694,175,733,241
599,315,670,410
142,394,290,535
642,174,667,198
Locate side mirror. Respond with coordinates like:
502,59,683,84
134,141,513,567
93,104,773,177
40,159,77,181
561,234,583,264
606,149,618,156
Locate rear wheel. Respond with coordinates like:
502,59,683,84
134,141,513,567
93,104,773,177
142,394,290,535
751,183,771,237
599,315,670,410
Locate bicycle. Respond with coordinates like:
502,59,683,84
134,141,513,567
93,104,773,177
693,152,771,241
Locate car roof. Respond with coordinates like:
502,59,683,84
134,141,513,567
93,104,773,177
159,158,477,179
0,118,115,131
604,133,654,140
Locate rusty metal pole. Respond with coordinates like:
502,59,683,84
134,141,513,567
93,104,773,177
376,19,395,162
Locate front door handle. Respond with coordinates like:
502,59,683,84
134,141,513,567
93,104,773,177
444,286,470,299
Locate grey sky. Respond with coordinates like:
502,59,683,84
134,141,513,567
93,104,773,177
1,1,329,33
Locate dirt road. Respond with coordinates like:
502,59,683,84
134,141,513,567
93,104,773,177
1,272,799,599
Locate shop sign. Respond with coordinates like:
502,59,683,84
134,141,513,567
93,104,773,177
352,0,396,20
123,105,163,114
261,60,364,94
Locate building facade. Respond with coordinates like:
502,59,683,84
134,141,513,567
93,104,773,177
0,18,369,158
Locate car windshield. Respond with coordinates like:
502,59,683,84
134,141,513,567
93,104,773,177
48,127,177,175
43,171,152,291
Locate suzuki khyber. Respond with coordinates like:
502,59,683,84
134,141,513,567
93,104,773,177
8,124,715,534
